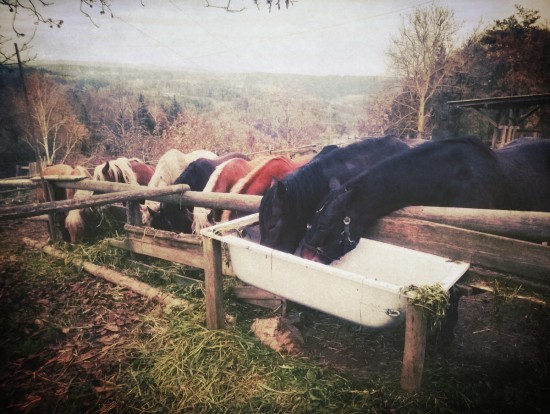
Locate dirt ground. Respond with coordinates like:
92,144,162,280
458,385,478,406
1,218,550,413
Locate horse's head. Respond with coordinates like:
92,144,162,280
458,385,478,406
259,180,302,253
150,205,193,233
299,186,362,264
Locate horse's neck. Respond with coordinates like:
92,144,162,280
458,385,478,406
241,159,293,195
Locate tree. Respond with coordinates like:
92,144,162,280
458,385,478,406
386,4,460,139
15,72,89,164
441,5,550,139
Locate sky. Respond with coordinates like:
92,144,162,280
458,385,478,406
2,0,550,76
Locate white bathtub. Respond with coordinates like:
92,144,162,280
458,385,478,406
201,213,470,328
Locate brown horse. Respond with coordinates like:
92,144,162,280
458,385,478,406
220,155,309,222
129,159,156,186
191,157,255,233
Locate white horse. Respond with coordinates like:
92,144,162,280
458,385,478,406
142,149,218,225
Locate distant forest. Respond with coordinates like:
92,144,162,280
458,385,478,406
0,61,393,176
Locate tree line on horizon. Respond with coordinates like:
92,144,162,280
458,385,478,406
0,4,549,177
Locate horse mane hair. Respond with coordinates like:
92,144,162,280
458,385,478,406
93,157,138,184
201,158,236,193
230,156,292,194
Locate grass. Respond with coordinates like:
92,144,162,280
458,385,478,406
2,229,549,413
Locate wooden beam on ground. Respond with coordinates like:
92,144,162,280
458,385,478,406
365,217,550,283
391,206,550,243
22,237,191,310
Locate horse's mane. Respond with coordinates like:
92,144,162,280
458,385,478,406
93,157,138,184
202,158,244,193
230,156,292,194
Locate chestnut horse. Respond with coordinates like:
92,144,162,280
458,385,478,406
220,155,312,222
129,159,156,186
191,157,256,233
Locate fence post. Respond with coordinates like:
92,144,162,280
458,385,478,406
400,302,428,391
42,180,60,243
202,236,225,329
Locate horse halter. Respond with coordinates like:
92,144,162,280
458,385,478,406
301,216,357,262
340,216,357,249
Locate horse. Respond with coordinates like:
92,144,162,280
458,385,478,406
191,157,256,233
219,155,310,222
147,149,218,189
148,152,249,233
35,164,77,203
66,158,140,243
128,159,156,186
33,164,91,242
299,136,550,264
259,136,411,254
142,149,218,225
93,157,139,185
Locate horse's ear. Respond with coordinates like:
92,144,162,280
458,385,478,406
147,206,159,217
275,180,286,197
329,177,341,190
269,176,280,189
102,161,110,177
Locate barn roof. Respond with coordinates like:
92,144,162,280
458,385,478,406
448,93,550,110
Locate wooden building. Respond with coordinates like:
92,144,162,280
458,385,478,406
448,93,550,148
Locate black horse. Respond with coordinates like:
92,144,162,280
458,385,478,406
259,136,411,253
149,152,249,233
299,136,550,264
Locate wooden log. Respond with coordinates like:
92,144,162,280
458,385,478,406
365,217,550,283
400,303,428,392
56,179,262,212
22,237,191,309
0,184,190,221
202,235,225,329
391,206,550,243
0,179,38,188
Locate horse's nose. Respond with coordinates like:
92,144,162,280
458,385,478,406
300,246,321,262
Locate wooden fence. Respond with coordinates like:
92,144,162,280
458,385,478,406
0,174,549,391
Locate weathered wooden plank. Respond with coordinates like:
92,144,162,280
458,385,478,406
391,206,550,243
109,238,205,269
365,217,550,282
124,224,202,246
233,286,286,311
202,236,225,329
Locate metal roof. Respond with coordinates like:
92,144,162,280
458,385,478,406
448,93,550,110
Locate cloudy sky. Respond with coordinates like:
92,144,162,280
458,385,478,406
2,0,549,76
